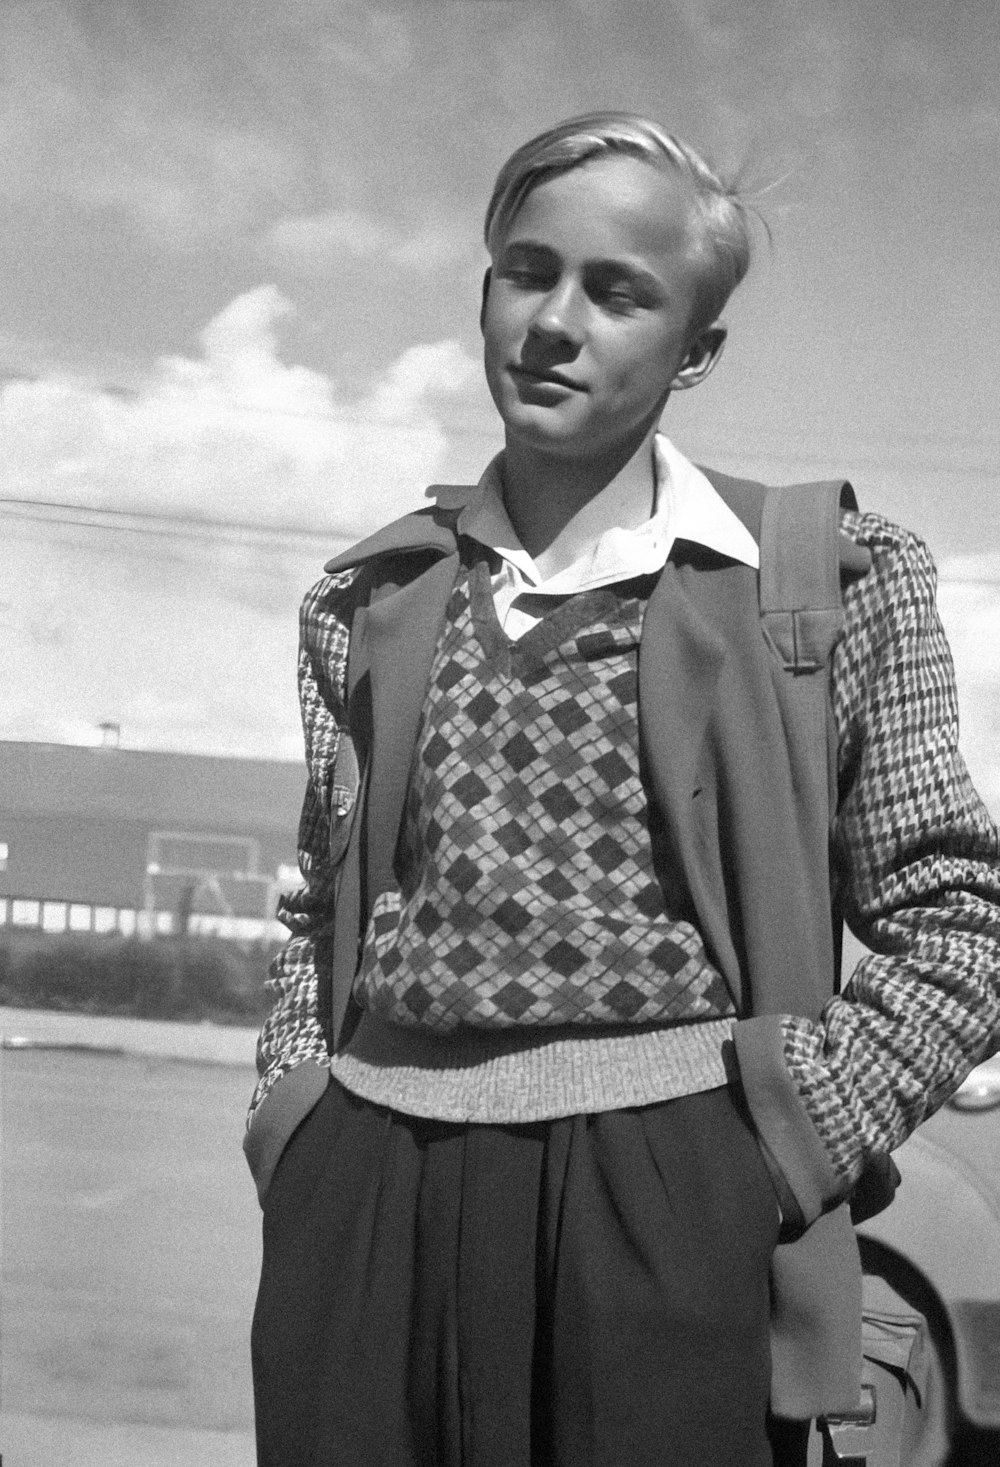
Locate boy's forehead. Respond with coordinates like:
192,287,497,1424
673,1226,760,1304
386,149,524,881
498,154,698,262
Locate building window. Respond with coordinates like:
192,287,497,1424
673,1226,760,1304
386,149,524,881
118,909,137,937
93,907,117,935
11,899,40,927
0,898,7,926
0,840,8,873
42,902,68,934
68,904,92,932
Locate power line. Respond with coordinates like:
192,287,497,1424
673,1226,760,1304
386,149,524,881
0,496,358,545
3,493,1000,584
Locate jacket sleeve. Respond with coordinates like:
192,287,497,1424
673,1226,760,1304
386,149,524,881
243,569,360,1202
751,512,1000,1225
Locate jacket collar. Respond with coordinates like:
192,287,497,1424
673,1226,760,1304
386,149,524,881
324,504,462,574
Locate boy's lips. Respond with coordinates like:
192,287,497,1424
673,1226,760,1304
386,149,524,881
509,364,584,391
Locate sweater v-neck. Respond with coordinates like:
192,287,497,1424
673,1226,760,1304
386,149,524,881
464,549,637,674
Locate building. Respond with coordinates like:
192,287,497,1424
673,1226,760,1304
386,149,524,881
0,741,305,942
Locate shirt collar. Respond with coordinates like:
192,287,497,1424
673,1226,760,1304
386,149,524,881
437,433,759,597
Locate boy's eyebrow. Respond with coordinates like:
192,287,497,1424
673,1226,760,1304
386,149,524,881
499,239,556,261
500,238,664,290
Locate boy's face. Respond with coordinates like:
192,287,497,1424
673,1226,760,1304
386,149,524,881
482,155,722,468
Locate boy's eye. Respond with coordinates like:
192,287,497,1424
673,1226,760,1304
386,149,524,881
502,265,552,288
585,267,652,310
591,284,640,313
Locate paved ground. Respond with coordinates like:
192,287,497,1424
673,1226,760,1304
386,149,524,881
1,1004,996,1466
0,1007,261,1466
0,1005,259,1067
1,1415,255,1467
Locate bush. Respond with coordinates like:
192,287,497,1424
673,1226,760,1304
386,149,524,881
175,938,273,1022
0,932,274,1024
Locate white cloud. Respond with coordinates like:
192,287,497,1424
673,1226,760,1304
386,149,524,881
0,285,482,538
0,285,484,756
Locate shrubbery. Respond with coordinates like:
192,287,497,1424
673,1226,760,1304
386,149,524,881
0,931,274,1024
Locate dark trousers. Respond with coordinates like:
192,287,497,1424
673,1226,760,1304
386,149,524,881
252,1081,781,1467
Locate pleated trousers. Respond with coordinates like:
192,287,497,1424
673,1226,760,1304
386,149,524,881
252,1079,782,1467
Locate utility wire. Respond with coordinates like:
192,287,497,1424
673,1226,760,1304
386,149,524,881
0,496,349,545
3,494,1000,584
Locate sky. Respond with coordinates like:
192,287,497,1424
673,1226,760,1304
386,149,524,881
1,0,998,812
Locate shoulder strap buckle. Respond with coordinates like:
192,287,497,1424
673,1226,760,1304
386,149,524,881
759,481,859,674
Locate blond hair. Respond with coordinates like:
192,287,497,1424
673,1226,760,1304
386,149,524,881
484,112,755,333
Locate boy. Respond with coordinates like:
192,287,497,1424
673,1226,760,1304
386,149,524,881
247,113,1000,1466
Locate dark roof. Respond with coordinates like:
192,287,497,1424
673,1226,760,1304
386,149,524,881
0,741,305,834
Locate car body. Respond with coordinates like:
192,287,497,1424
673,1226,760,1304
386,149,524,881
856,1050,1000,1461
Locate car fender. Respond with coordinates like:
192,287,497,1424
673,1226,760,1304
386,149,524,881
857,1128,1000,1428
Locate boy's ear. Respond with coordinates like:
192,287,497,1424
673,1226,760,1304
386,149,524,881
479,268,492,333
670,324,727,392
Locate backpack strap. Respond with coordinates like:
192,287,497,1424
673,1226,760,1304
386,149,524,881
758,478,865,995
758,481,858,673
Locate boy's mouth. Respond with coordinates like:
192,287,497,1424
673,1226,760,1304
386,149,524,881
509,365,584,391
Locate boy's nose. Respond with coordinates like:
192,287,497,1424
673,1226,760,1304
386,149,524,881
528,279,585,347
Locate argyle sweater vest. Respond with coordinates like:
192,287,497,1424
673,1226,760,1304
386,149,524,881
351,557,735,1036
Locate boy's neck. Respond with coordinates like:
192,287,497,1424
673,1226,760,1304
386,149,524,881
502,428,659,578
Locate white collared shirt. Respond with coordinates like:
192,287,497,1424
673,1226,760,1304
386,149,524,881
434,434,759,640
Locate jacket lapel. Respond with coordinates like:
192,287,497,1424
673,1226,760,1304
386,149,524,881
364,552,461,898
638,557,747,998
325,505,462,575
638,559,727,808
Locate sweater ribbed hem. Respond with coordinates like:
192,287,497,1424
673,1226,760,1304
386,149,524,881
329,1011,736,1123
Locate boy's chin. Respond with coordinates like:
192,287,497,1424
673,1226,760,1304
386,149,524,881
503,415,642,466
501,406,596,451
